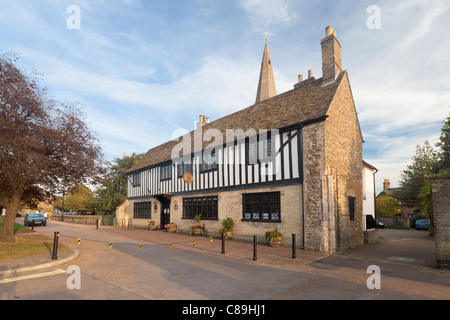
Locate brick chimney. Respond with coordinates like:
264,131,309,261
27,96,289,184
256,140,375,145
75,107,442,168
321,26,342,84
383,179,391,191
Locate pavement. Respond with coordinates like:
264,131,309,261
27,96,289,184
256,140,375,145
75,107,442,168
1,220,449,287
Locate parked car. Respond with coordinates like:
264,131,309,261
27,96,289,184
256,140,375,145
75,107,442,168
415,219,430,230
376,221,387,229
24,213,47,227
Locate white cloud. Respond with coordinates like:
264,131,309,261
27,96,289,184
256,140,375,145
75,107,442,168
239,0,298,33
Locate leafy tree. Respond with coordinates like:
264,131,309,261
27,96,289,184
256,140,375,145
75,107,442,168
436,111,450,174
0,53,105,242
93,153,143,215
53,184,95,213
376,195,401,217
398,141,439,208
398,112,449,215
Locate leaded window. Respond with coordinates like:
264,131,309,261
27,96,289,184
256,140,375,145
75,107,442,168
183,196,218,220
242,192,280,222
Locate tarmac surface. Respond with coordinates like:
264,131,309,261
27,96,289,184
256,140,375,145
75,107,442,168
1,219,449,300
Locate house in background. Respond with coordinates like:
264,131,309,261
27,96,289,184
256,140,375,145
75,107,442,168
117,26,367,254
377,179,422,220
362,161,378,231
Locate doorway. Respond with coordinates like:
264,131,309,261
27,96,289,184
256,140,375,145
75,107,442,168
161,199,171,229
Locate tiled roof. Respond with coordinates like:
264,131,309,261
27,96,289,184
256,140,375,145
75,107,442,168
128,72,346,173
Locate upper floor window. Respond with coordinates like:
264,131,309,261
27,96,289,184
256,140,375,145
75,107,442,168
178,160,192,177
202,149,217,172
160,164,172,180
246,135,272,165
132,173,141,187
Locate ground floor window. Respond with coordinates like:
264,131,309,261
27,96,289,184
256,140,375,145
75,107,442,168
242,192,281,222
133,202,152,219
348,196,356,221
183,196,218,220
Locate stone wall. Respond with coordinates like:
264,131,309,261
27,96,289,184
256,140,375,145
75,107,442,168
171,184,303,246
119,184,303,247
324,72,364,251
302,121,328,252
51,214,114,226
432,176,450,269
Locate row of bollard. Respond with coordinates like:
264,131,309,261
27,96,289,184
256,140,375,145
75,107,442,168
50,230,299,262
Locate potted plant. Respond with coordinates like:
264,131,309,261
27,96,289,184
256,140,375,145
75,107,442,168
148,221,159,231
219,217,234,239
264,228,282,247
191,214,206,236
164,222,177,233
191,224,202,236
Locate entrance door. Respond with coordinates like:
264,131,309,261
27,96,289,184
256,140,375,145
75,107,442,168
161,200,171,229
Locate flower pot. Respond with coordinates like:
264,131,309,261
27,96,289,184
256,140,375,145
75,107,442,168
167,227,176,233
192,229,201,236
269,239,282,248
149,224,159,231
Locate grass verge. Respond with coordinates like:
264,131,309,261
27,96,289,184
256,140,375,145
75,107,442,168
0,220,73,261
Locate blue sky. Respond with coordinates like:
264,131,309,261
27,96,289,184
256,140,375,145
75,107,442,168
1,0,449,193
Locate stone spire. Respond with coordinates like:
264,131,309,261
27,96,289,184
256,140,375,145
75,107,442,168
255,39,277,104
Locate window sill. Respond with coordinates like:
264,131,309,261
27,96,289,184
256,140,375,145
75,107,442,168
241,219,281,223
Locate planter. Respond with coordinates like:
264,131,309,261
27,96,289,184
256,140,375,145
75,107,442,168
269,239,282,248
167,227,176,233
148,224,159,231
192,229,202,236
223,231,233,240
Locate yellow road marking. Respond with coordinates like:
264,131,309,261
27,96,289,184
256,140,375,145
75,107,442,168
0,269,66,284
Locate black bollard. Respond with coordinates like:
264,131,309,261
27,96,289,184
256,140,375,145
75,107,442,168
221,232,225,254
96,219,99,229
253,235,257,261
292,234,297,260
32,220,35,231
52,232,59,260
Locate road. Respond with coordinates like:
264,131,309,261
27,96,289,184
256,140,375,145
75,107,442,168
1,219,449,304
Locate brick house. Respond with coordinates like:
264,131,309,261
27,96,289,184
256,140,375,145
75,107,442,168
117,26,365,254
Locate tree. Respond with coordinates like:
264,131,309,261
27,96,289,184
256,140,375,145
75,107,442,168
93,153,143,215
53,184,95,213
436,111,450,174
0,53,105,242
398,141,439,208
376,195,401,217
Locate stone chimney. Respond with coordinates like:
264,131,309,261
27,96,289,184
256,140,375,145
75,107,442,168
383,179,391,191
321,26,342,84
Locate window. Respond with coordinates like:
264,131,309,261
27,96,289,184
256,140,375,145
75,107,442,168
178,160,192,177
160,164,172,180
246,135,272,164
242,192,280,222
183,196,218,220
132,173,141,187
349,196,356,221
134,202,152,219
202,149,217,172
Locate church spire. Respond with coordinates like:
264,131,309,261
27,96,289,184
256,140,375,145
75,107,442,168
255,39,277,104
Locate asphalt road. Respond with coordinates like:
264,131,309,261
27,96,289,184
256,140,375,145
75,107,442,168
1,220,449,304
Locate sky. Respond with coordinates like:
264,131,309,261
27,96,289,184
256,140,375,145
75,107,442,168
0,0,449,194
